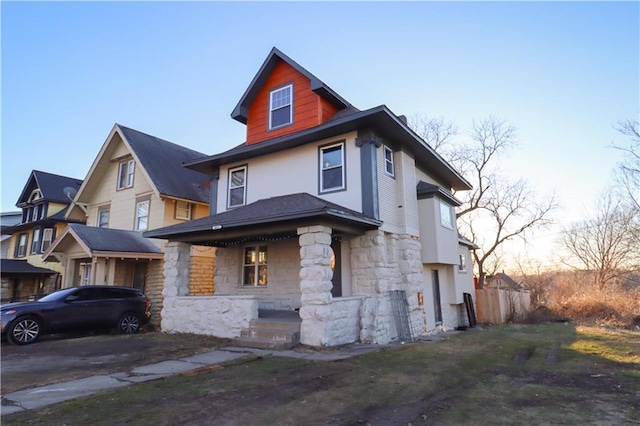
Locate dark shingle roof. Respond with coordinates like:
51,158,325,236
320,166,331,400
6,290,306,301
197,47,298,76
68,223,162,253
144,193,380,241
16,170,83,206
416,181,462,206
117,125,210,204
1,259,57,275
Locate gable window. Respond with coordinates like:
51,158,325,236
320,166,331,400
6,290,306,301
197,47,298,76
175,201,192,220
41,228,54,252
459,254,467,272
269,84,293,129
320,142,345,193
31,229,41,254
243,245,267,286
31,205,39,222
135,198,150,231
383,146,395,177
228,166,247,208
117,159,135,190
98,208,109,228
15,233,28,258
439,200,453,229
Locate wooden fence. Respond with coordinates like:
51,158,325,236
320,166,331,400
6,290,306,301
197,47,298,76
475,288,531,324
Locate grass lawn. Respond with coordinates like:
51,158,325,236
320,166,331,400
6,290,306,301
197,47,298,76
3,323,639,425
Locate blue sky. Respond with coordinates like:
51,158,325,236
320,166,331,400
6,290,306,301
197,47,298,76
1,1,638,267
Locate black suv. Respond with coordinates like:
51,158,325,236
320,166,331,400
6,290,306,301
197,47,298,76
1,286,152,345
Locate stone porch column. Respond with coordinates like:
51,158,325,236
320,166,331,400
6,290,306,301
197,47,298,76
161,241,190,330
298,225,333,346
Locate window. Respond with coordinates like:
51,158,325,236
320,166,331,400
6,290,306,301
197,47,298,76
175,201,191,220
269,84,293,129
432,270,443,324
320,142,345,192
117,159,135,189
41,228,54,252
135,199,150,231
243,245,267,286
15,233,28,257
31,205,39,222
383,146,395,177
98,209,109,228
439,200,453,229
31,229,41,254
228,166,247,208
79,262,92,286
459,254,467,272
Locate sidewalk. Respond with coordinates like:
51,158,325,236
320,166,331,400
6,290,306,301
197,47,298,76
1,343,385,416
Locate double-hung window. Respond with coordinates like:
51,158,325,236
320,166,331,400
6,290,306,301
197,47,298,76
228,166,247,208
15,234,28,257
175,201,191,220
439,200,453,229
31,229,41,254
269,84,293,129
383,146,395,177
98,209,109,228
118,159,135,190
41,228,54,252
135,198,150,231
243,245,267,286
320,142,345,193
459,254,467,272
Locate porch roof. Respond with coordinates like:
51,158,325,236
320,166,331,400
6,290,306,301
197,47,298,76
0,259,58,276
143,193,381,246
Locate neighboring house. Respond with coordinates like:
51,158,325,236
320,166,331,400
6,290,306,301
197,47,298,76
1,211,22,258
1,171,84,302
145,47,476,347
485,272,526,291
43,124,214,324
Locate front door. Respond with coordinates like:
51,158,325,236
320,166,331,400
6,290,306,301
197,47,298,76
330,239,342,297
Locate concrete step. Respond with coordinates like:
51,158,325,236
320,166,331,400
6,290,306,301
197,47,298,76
241,328,300,341
231,336,298,350
249,319,301,332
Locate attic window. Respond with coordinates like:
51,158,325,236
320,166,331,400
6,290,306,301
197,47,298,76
269,84,293,130
118,159,135,190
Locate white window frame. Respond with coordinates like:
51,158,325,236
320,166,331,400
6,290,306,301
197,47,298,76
439,200,454,229
31,205,39,222
175,201,192,220
98,208,109,228
79,262,92,286
117,159,135,190
383,145,395,177
228,166,247,208
16,233,28,257
41,228,54,252
459,253,467,273
135,199,150,231
269,84,293,130
320,142,346,193
243,245,268,287
31,229,41,254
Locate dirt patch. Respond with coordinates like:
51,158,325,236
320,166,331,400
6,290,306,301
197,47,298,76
1,330,229,394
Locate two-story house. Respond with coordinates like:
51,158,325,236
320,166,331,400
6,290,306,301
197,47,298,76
1,171,84,302
43,124,215,323
145,48,476,347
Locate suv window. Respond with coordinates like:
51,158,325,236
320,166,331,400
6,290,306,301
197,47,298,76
103,288,137,299
72,288,102,301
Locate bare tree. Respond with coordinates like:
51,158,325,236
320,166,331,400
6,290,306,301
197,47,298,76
411,115,557,288
409,114,458,153
559,192,639,290
613,119,640,210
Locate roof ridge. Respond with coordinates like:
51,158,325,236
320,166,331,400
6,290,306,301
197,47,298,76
116,124,208,157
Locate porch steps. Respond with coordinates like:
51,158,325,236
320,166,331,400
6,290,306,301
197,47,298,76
232,313,301,350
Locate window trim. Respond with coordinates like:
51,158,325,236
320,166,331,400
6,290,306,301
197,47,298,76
175,201,192,221
383,145,395,177
268,83,293,130
134,198,150,231
319,141,346,194
98,208,110,228
227,165,248,208
41,228,54,252
439,199,454,229
31,228,41,254
458,253,467,273
15,233,28,258
117,159,135,190
242,245,268,287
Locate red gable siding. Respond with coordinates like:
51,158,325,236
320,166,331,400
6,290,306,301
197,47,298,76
246,60,338,145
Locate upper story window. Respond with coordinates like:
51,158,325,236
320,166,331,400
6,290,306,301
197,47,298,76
228,166,247,208
384,146,395,177
31,229,41,254
15,233,28,258
243,245,268,286
118,159,135,190
175,201,192,220
98,208,110,228
269,84,293,130
135,198,150,231
440,200,454,229
41,228,54,252
31,205,39,222
320,142,345,193
459,253,467,272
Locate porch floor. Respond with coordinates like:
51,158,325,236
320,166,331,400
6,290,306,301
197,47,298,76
258,309,301,323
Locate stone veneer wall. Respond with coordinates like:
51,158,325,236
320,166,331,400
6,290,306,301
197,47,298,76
326,296,364,345
145,260,164,326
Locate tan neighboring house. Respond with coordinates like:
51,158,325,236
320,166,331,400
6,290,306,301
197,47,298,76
44,124,214,324
145,47,477,347
1,171,84,302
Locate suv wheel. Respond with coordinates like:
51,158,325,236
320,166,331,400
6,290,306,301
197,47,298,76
118,313,140,334
8,316,41,345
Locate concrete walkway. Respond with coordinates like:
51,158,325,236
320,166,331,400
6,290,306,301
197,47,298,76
1,343,385,416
